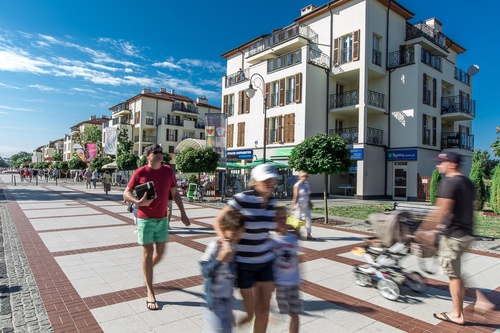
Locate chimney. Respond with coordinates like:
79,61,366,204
89,115,96,120
300,4,317,16
197,96,208,104
159,87,166,93
170,89,175,95
141,88,151,94
425,18,443,32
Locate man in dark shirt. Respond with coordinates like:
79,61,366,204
430,152,493,325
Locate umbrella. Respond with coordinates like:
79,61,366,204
218,162,246,169
242,158,289,169
102,161,117,170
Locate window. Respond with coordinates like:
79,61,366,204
422,114,436,146
286,76,295,104
227,94,234,116
333,30,360,65
423,73,431,105
168,146,174,154
146,112,154,125
342,34,353,63
238,91,249,114
166,129,178,142
135,111,140,124
268,117,279,143
270,81,279,108
182,131,194,140
372,35,381,66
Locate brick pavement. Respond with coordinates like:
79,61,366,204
0,174,499,333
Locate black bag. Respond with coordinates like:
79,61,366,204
126,202,134,213
135,181,157,200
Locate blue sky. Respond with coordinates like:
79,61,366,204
0,0,498,158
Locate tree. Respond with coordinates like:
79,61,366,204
491,165,500,215
74,125,103,156
429,168,441,205
288,133,351,224
57,161,70,178
68,157,87,170
470,161,486,210
89,156,113,173
9,151,31,167
53,153,63,162
175,147,220,181
491,127,500,158
117,128,134,156
116,153,139,181
472,149,498,179
137,153,171,168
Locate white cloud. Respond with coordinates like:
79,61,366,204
29,84,59,92
0,82,22,89
71,87,96,93
0,105,40,112
152,60,183,70
98,37,142,57
178,58,225,73
0,46,51,74
124,68,133,73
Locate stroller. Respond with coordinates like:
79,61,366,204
352,210,428,301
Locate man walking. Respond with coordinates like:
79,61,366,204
123,144,190,310
430,152,494,326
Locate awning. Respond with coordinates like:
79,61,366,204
102,161,117,169
241,159,289,169
175,139,206,152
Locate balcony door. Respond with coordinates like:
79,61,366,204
393,163,408,201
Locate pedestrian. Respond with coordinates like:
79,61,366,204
271,205,302,333
425,152,495,326
19,169,24,182
213,164,278,332
292,171,314,240
85,169,92,189
24,169,31,182
123,144,191,310
103,171,112,196
201,210,246,333
92,169,98,189
53,168,58,179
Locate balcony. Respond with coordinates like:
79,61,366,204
372,49,381,66
329,127,384,145
330,90,359,109
166,118,184,126
308,49,330,69
454,67,470,86
441,132,474,151
225,68,249,88
111,102,131,118
388,47,414,68
70,126,80,135
195,121,205,129
367,90,385,109
406,21,447,50
172,102,198,115
112,118,130,126
340,47,353,64
134,136,156,143
441,95,475,120
421,49,442,71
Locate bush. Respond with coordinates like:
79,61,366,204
68,157,88,170
430,168,441,205
470,161,486,210
491,165,500,214
116,153,139,171
188,174,198,185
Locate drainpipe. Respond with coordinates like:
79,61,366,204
326,4,334,134
155,98,159,145
385,0,392,198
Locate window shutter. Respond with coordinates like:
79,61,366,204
279,78,285,106
294,73,302,103
278,115,283,143
290,113,295,143
237,123,241,146
265,83,270,109
422,114,426,144
266,118,269,144
223,95,227,113
241,122,245,147
333,38,339,66
353,30,360,61
166,129,170,141
432,78,437,107
432,116,437,146
238,91,243,114
227,124,233,148
245,94,250,113
200,132,203,140
423,73,427,103
175,129,178,142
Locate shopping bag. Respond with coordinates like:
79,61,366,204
286,214,302,231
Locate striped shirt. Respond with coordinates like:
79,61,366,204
228,190,277,264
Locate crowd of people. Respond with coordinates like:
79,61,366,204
17,167,59,182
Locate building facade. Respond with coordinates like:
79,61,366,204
32,139,64,163
63,116,110,161
106,88,220,157
221,0,475,200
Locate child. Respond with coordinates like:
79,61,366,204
271,205,302,333
201,210,245,333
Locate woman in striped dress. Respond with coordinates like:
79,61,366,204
213,164,278,332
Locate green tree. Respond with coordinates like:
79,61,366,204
57,161,70,178
74,125,103,156
68,157,87,170
116,153,139,181
9,151,31,167
53,153,63,162
491,127,500,158
137,153,171,168
117,129,134,156
288,133,351,224
491,165,500,215
89,156,113,173
22,162,30,168
470,161,486,210
175,148,220,180
472,149,498,179
429,168,441,205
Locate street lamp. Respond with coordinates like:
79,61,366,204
245,73,268,164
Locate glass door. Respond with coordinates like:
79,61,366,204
393,166,407,200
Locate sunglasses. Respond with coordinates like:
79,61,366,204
152,150,164,155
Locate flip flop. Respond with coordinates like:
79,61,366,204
146,300,159,310
433,312,464,326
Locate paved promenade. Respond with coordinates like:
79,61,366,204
0,174,499,332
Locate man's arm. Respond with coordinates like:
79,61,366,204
170,187,190,226
123,187,152,206
421,197,454,230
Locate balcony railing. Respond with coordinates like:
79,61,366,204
112,118,129,125
248,23,318,57
340,46,353,64
166,118,184,126
423,90,431,105
182,134,195,140
134,136,156,142
195,121,205,129
454,67,470,86
367,90,385,108
406,21,447,49
111,102,129,114
268,49,301,72
372,49,381,66
329,127,384,145
421,49,442,71
441,132,474,150
388,47,414,68
225,68,250,88
172,102,198,114
145,118,154,126
329,90,359,109
308,49,330,69
441,96,475,116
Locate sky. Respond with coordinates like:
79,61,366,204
0,0,498,158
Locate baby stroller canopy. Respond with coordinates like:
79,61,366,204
368,210,412,247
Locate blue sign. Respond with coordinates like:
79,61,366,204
227,149,253,159
387,149,418,161
349,148,364,160
349,163,357,173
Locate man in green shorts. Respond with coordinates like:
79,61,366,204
124,144,191,310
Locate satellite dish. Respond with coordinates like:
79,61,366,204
467,64,480,76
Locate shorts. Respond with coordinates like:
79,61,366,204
236,260,274,289
136,217,169,245
439,235,475,277
276,284,302,315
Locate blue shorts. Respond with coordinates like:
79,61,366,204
136,217,169,245
236,260,274,289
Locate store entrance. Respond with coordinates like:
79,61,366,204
393,163,408,200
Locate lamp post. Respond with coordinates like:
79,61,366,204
245,73,267,164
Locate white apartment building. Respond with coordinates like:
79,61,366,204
63,116,110,161
221,0,475,200
106,88,221,157
31,139,64,163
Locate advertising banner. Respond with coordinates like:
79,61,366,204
104,127,117,155
73,143,87,163
87,143,97,162
206,113,227,166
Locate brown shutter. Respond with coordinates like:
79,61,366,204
333,38,339,66
432,78,437,107
278,115,283,143
237,123,241,146
238,91,243,114
223,95,227,113
227,124,233,148
266,118,269,144
175,129,178,142
294,73,302,103
283,115,288,143
166,129,170,141
241,122,245,146
290,113,295,143
279,78,285,106
353,30,360,61
423,73,427,103
265,83,270,109
245,94,250,113
432,116,437,146
422,114,426,144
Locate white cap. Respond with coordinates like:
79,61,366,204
251,164,278,181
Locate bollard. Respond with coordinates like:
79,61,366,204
14,176,16,186
36,176,38,186
55,177,58,186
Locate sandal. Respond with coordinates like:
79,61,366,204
432,312,464,326
146,300,159,310
306,235,316,240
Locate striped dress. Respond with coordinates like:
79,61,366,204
228,190,277,264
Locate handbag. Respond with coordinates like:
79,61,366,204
135,181,157,200
127,202,134,213
286,214,302,231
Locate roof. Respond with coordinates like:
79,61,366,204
196,103,221,110
126,91,195,104
71,118,109,129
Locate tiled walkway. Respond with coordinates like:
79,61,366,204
1,175,499,332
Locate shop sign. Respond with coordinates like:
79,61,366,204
227,149,253,159
349,163,357,173
349,148,364,160
273,148,293,157
387,149,417,161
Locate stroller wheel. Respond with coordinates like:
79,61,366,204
377,278,400,301
406,271,428,293
354,271,371,287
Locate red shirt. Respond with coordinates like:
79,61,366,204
128,165,176,219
